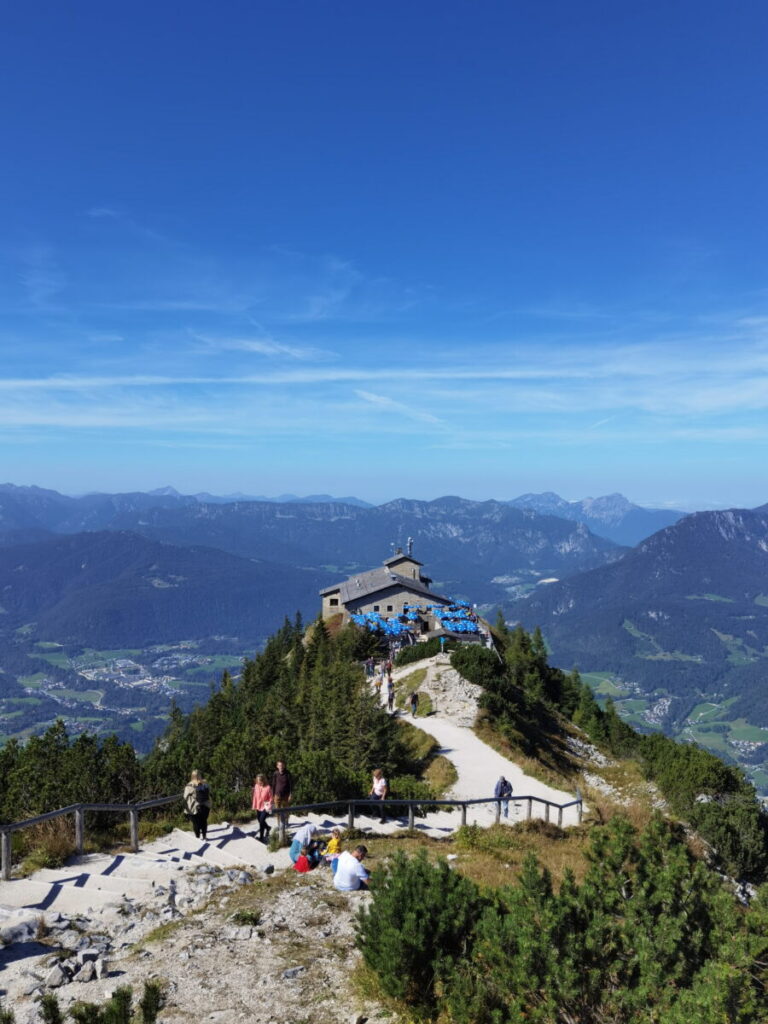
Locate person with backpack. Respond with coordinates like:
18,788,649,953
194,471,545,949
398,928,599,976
183,769,211,839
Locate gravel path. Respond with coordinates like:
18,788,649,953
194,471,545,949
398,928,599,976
385,653,582,826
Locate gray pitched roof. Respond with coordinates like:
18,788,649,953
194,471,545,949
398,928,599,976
320,566,451,605
384,553,424,568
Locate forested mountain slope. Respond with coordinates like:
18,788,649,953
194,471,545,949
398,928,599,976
0,531,330,648
510,508,768,761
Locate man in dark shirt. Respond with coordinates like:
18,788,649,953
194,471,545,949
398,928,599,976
271,760,293,826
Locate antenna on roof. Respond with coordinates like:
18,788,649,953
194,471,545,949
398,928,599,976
407,536,413,556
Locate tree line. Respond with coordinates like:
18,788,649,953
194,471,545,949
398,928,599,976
0,616,432,830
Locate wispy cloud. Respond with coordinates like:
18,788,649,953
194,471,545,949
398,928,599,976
355,389,443,425
193,332,331,361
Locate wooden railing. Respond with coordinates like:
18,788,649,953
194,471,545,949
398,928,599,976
0,795,180,881
278,794,583,841
0,793,583,881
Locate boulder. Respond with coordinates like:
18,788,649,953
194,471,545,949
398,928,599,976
45,964,69,989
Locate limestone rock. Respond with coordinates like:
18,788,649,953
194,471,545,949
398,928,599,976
45,964,69,988
77,961,96,983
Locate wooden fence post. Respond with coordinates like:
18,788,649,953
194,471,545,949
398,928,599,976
577,800,583,824
74,808,84,855
1,831,11,881
545,802,551,823
526,798,532,820
495,800,501,824
347,803,355,830
461,804,467,828
129,809,139,853
557,806,563,828
408,804,415,830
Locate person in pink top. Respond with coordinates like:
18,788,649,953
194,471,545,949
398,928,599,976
251,773,273,843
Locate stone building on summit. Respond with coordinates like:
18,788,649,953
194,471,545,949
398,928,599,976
319,548,453,631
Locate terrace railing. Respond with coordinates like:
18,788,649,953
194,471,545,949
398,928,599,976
0,792,583,881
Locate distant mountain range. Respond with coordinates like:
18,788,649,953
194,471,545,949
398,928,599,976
505,491,684,545
0,483,684,547
510,507,768,735
0,486,626,608
148,486,373,507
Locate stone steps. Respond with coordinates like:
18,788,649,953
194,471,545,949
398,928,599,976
30,868,154,900
0,877,121,914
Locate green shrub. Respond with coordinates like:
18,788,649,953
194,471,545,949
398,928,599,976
395,638,455,667
138,980,164,1024
355,849,483,1015
450,644,505,689
66,983,162,1023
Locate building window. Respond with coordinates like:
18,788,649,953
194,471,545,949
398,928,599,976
387,605,394,612
329,597,339,606
373,605,380,612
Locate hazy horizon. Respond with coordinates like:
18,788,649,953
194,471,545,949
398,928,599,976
2,478,747,514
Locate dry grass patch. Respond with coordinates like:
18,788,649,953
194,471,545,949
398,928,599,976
395,717,439,762
579,757,662,833
423,754,458,796
358,821,593,889
453,820,593,887
474,714,579,790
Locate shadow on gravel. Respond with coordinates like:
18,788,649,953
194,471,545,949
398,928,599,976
0,938,51,968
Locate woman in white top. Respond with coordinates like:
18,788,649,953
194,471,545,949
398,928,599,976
369,768,388,825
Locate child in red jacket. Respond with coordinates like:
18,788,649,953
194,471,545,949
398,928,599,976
293,845,311,873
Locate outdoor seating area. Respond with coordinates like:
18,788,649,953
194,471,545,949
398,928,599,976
431,600,480,634
350,599,480,638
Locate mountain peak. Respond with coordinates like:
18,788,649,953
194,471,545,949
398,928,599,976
147,486,183,497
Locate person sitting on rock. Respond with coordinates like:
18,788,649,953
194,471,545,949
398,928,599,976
293,845,312,873
289,822,319,864
323,828,343,869
333,845,370,891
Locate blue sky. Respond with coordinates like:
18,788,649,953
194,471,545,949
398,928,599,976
2,1,768,509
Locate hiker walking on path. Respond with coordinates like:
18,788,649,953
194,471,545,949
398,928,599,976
271,760,293,827
183,770,211,840
409,691,419,716
369,768,389,824
387,679,395,712
494,774,514,819
251,773,273,842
